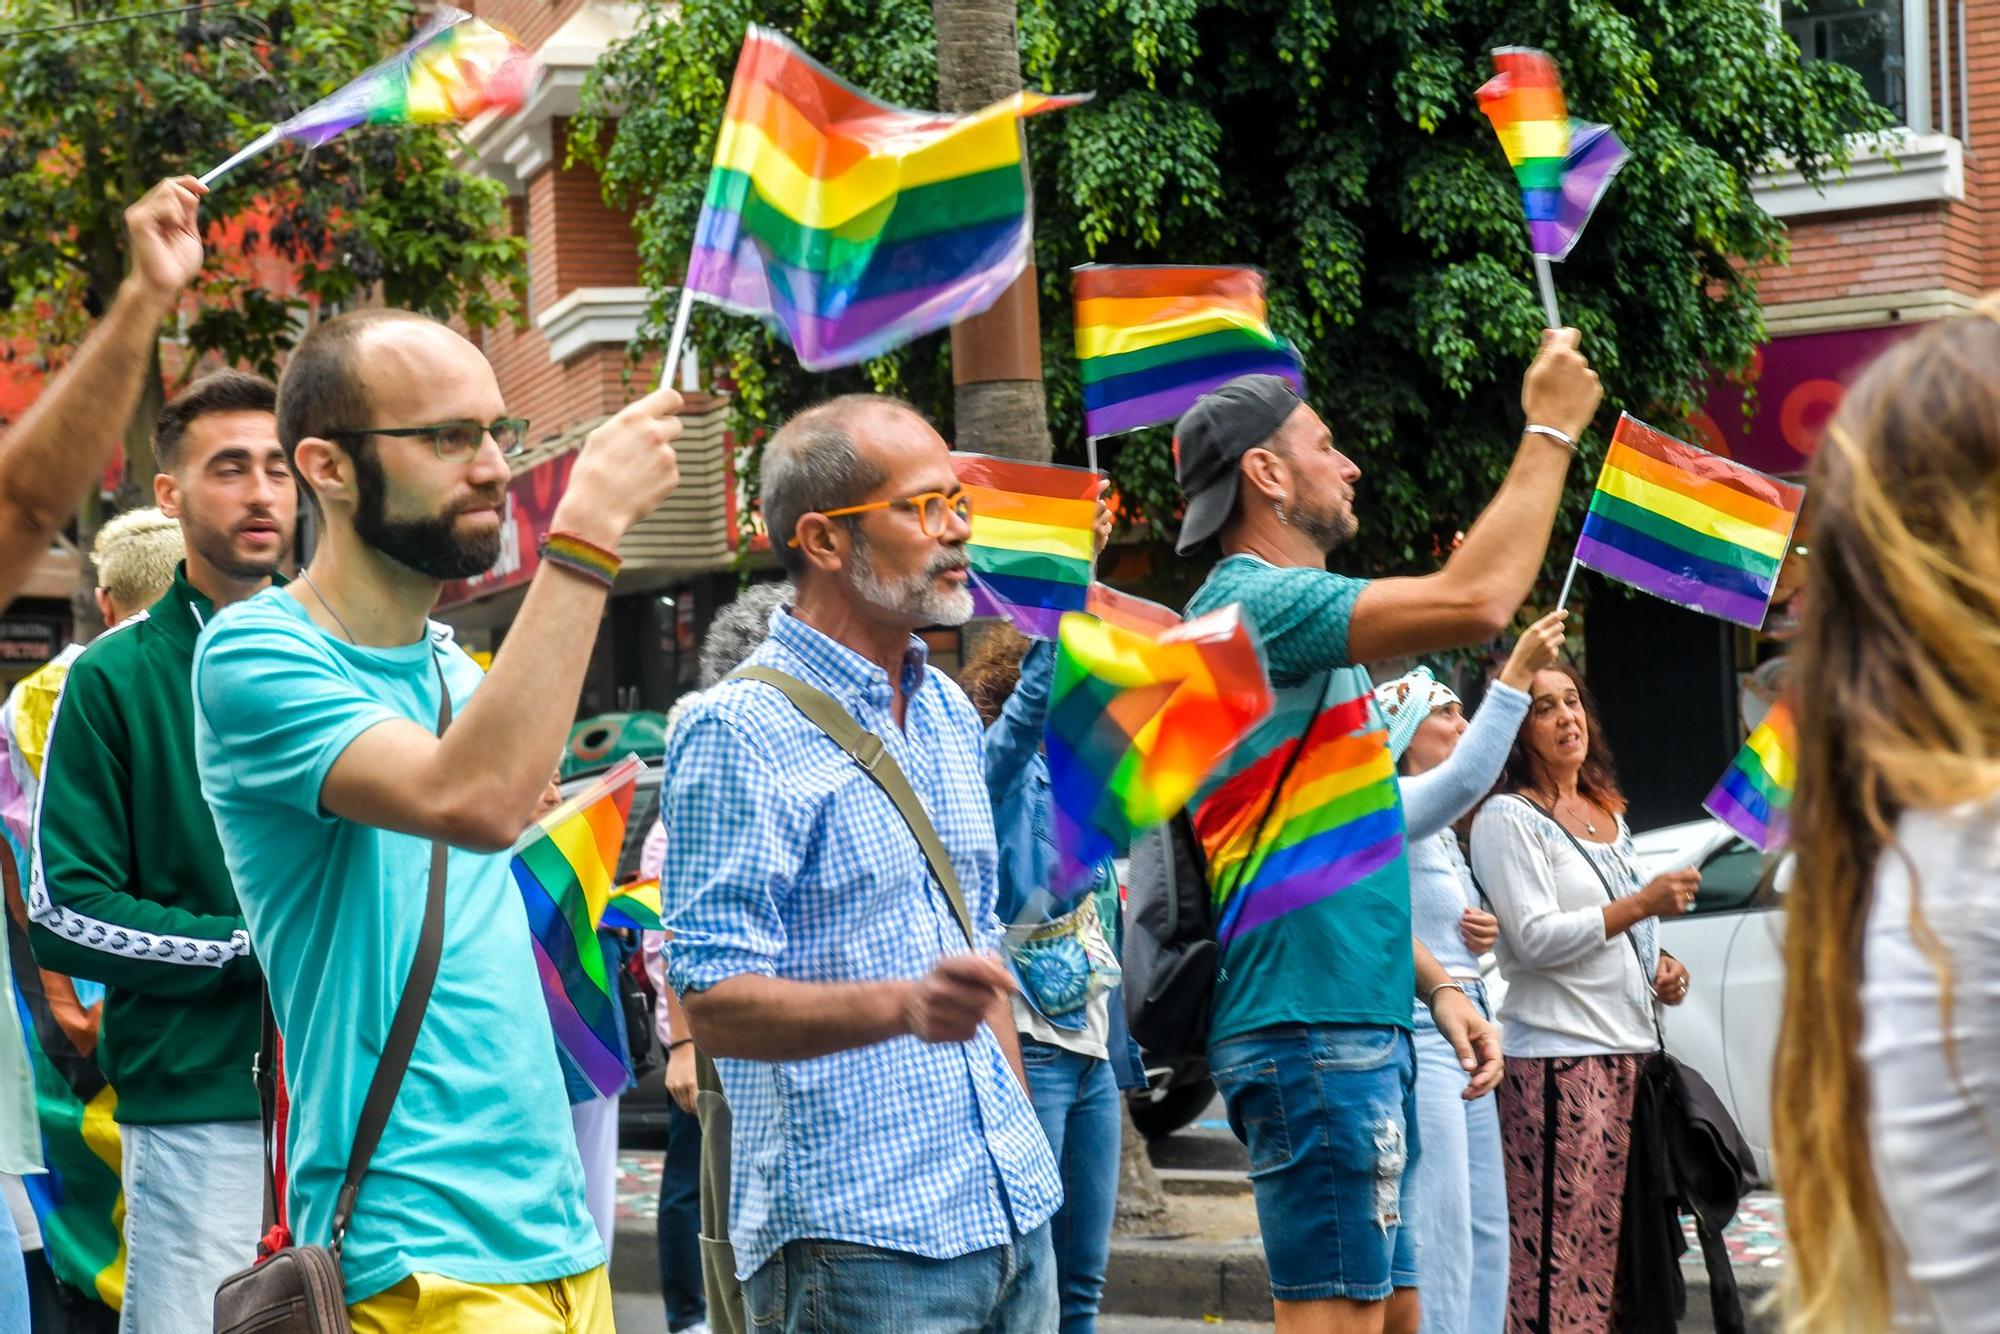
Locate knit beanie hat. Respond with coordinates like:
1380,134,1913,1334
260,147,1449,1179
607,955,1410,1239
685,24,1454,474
1372,666,1462,762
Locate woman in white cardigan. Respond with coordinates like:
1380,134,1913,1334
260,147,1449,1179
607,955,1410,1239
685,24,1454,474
1467,662,1697,1333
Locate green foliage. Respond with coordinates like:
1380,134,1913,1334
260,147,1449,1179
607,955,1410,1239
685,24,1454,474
578,0,1884,580
0,1,525,422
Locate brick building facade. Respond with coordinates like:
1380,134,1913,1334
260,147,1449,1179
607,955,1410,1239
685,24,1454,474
439,0,777,719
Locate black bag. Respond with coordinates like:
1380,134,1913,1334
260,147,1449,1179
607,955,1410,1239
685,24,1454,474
1123,677,1330,1060
1121,813,1218,1060
212,662,452,1334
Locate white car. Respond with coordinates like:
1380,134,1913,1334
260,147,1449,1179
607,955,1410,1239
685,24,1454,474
1481,819,1786,1180
1642,819,1787,1182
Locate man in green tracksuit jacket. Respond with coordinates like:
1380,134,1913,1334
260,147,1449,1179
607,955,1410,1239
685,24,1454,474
29,370,296,1334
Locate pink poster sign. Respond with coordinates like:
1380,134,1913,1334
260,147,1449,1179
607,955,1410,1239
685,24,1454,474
1692,322,1921,477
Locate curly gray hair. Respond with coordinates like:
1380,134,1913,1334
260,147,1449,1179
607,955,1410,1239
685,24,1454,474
697,580,795,688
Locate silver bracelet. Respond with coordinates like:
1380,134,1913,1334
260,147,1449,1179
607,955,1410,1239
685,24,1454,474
1524,423,1577,450
1426,980,1468,1007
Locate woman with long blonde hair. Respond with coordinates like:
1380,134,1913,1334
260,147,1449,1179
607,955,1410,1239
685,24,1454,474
1776,310,2000,1331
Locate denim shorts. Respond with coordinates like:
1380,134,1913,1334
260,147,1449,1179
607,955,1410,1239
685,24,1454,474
1208,1023,1420,1303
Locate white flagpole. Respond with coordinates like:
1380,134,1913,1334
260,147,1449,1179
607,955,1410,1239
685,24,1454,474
1086,434,1101,478
1533,254,1562,330
1555,556,1580,612
196,127,284,189
658,284,697,390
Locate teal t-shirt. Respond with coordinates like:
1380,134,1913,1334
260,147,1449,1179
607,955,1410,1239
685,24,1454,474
1186,554,1413,1042
191,588,602,1302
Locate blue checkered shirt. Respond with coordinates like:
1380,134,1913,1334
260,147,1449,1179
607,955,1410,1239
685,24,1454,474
661,608,1061,1277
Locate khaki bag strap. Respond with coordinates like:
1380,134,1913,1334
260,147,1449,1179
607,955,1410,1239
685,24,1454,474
731,665,975,948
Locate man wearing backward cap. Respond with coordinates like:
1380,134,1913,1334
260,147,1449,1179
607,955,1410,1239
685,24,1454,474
1173,331,1602,1334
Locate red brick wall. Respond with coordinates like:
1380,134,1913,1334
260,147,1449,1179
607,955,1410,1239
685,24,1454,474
1756,0,1999,307
465,120,656,443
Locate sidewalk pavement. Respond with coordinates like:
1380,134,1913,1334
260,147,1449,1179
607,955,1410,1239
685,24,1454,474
610,1150,1784,1326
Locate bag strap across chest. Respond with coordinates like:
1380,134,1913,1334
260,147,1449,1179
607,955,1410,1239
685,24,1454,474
731,664,975,948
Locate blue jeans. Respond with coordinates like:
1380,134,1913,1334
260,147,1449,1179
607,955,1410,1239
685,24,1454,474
119,1120,262,1334
1209,1024,1420,1303
1021,1040,1119,1332
743,1224,1056,1333
657,1097,706,1331
0,1175,28,1334
1409,986,1508,1334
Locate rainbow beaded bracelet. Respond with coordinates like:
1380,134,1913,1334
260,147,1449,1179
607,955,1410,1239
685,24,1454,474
539,531,622,589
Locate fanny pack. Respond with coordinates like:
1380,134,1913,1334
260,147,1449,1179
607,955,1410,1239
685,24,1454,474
1004,885,1121,1023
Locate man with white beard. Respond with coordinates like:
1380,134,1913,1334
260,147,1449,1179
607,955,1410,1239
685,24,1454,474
659,395,1061,1333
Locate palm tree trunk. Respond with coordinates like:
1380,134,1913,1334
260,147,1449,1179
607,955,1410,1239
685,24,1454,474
932,0,1050,462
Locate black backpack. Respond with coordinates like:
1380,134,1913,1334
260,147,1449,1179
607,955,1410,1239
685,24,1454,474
1122,812,1217,1061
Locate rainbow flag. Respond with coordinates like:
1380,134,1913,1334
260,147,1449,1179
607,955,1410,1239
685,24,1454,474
601,878,664,932
1705,699,1796,853
1476,48,1627,260
1046,606,1271,890
955,452,1100,639
278,8,532,146
1574,414,1805,629
1085,582,1182,636
510,756,641,1097
687,25,1085,370
1074,266,1304,439
4,854,124,1309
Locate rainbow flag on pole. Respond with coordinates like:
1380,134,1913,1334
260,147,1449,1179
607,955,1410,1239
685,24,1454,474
1574,414,1805,629
1704,699,1796,852
199,7,537,184
1476,47,1628,260
1046,606,1272,890
1074,266,1304,439
511,756,641,1097
687,25,1085,370
956,453,1100,639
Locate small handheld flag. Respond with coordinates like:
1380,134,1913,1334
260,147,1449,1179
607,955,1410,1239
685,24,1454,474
1475,47,1628,326
1705,699,1796,852
955,452,1101,639
679,25,1086,372
198,8,538,186
511,756,642,1097
1073,266,1304,441
1567,414,1805,628
1045,605,1273,891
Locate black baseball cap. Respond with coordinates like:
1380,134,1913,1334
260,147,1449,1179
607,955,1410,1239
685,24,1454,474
1172,374,1306,555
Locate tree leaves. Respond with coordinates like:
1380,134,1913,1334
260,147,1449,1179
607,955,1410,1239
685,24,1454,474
0,0,525,404
580,0,1883,581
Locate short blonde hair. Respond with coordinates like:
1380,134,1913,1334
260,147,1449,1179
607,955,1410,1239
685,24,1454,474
93,507,184,614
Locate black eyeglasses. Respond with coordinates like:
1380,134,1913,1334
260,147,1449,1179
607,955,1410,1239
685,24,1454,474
331,418,531,461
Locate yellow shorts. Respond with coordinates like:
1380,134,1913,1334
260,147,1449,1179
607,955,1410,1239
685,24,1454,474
347,1265,613,1334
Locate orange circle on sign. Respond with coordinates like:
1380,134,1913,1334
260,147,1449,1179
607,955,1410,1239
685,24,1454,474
1687,409,1729,457
1780,379,1845,457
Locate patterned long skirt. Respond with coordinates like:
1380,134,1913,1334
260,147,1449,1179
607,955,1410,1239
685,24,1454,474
1497,1053,1646,1333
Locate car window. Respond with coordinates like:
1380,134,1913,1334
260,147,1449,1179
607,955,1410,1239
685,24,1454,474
618,779,662,882
1694,839,1768,914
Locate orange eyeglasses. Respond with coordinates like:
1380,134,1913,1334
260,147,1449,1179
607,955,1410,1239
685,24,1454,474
786,489,973,547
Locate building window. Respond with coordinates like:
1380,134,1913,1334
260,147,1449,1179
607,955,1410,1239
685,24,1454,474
1782,0,1908,124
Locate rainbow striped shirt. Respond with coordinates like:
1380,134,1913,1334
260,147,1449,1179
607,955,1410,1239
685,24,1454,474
1185,556,1412,1041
